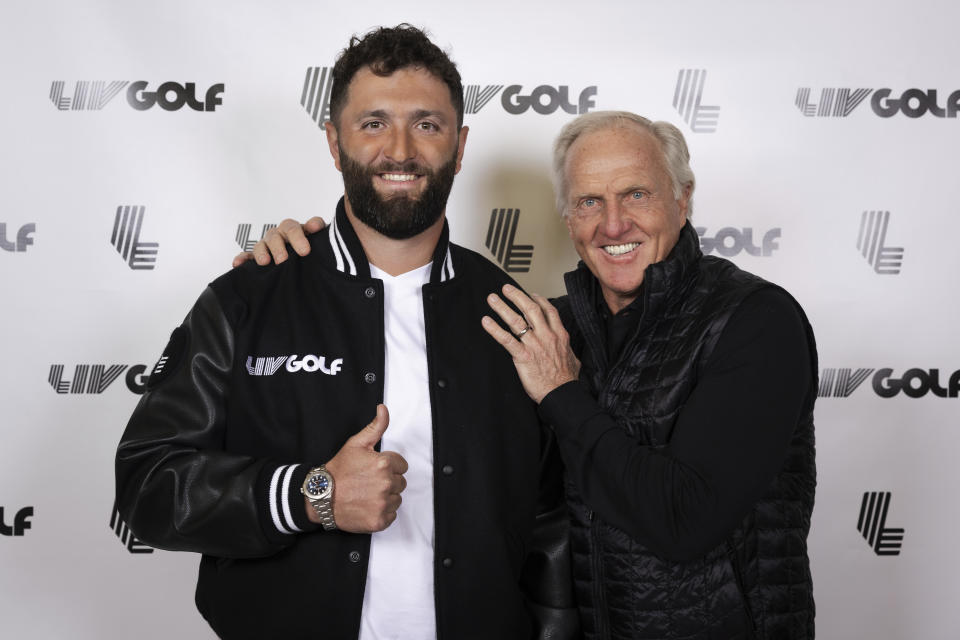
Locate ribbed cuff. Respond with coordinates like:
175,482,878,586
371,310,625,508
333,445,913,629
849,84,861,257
256,462,320,545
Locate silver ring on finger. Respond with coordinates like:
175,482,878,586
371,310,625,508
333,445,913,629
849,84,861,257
515,325,533,339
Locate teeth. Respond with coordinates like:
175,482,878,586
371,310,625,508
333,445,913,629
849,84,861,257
381,173,417,182
603,243,639,256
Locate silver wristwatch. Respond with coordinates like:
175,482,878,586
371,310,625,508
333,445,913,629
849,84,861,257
301,465,337,530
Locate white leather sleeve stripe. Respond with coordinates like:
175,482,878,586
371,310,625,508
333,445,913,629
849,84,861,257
268,464,296,535
279,464,303,533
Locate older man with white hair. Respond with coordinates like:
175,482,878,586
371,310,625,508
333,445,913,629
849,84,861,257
483,111,817,639
247,110,818,639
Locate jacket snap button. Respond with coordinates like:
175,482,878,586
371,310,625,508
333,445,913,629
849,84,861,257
442,465,454,476
364,372,377,384
364,287,376,299
349,551,361,563
442,557,453,568
437,378,447,389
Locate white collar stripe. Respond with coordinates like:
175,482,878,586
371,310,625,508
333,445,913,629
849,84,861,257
328,218,346,274
333,218,357,276
442,247,455,282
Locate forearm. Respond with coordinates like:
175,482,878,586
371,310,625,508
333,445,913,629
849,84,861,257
115,287,317,557
541,290,813,561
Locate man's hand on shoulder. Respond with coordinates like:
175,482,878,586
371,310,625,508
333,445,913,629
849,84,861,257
313,404,408,533
231,217,326,268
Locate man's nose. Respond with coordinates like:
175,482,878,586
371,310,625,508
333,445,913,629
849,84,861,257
600,200,631,237
384,128,415,163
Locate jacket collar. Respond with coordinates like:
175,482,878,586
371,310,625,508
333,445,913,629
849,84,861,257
564,220,702,369
323,197,457,284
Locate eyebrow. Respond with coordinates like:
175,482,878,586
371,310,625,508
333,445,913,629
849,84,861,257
355,109,450,123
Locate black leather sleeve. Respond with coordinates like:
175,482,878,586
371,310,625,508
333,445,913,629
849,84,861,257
522,426,583,639
115,287,309,558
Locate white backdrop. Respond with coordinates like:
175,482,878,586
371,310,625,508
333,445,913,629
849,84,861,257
2,1,958,637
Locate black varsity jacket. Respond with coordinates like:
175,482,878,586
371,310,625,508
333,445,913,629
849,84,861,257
115,199,578,639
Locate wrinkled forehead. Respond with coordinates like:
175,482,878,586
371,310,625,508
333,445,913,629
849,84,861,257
565,125,668,190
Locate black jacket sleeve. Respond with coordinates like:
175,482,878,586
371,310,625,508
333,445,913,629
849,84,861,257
115,287,318,558
539,288,813,563
522,425,582,639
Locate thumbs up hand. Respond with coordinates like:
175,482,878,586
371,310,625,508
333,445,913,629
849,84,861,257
313,405,409,533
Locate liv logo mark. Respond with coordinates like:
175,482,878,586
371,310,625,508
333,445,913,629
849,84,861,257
111,206,158,270
857,210,904,274
857,492,904,556
673,69,719,133
464,85,504,114
485,208,534,273
110,501,152,553
236,224,278,252
301,67,334,127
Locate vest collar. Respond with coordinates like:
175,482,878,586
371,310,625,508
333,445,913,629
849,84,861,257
564,220,702,370
324,197,456,284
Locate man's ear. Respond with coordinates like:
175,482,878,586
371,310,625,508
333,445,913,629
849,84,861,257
678,183,692,219
325,121,342,172
454,125,469,174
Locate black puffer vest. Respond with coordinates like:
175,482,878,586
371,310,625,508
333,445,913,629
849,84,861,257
555,223,816,640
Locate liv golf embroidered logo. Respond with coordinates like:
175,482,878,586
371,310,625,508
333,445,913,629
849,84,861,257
673,69,719,133
111,206,158,270
236,223,278,252
110,501,152,554
857,210,903,274
301,67,334,127
246,354,344,376
485,208,534,273
857,492,904,556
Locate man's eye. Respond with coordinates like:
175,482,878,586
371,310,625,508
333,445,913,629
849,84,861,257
582,198,597,208
363,121,383,129
418,122,438,131
630,191,644,200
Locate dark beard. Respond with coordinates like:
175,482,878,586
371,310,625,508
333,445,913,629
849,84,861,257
339,146,457,240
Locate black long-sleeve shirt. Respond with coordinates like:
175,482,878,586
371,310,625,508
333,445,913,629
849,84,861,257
539,288,813,562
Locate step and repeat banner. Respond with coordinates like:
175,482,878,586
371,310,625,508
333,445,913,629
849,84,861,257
2,1,957,638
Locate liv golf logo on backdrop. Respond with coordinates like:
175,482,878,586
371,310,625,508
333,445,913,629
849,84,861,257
465,84,597,115
673,69,720,133
0,223,35,252
236,223,278,252
301,67,334,127
110,501,152,554
298,69,598,120
50,81,224,111
857,492,904,556
0,507,33,536
857,210,904,274
696,227,779,257
485,208,534,273
48,363,152,395
796,86,960,118
111,206,158,270
819,368,960,398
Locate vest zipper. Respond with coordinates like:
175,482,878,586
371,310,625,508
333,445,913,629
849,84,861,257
588,510,610,639
725,540,758,639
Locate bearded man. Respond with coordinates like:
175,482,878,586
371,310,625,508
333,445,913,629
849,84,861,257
115,25,576,640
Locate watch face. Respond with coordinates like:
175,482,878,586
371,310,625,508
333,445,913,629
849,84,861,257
306,472,330,498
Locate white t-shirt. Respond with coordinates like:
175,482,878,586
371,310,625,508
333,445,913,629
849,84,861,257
360,263,436,640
